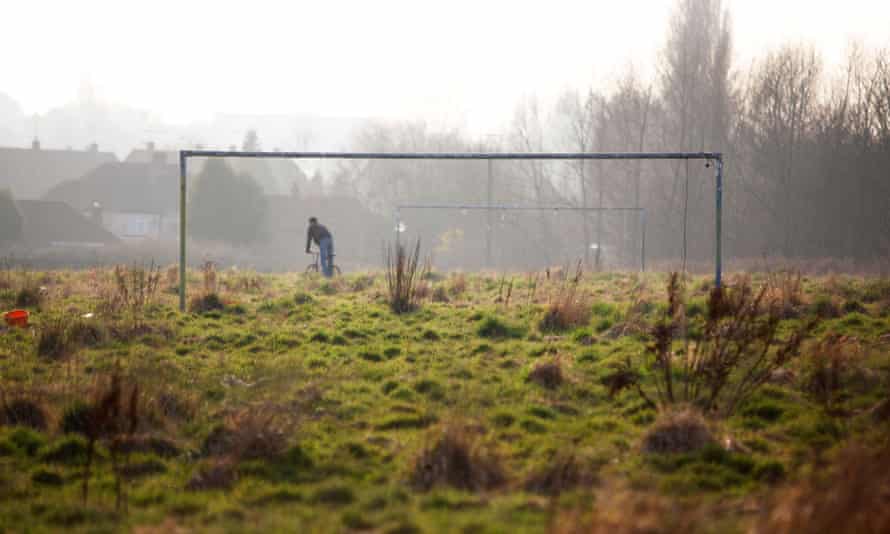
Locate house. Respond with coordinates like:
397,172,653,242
126,143,312,196
15,199,119,249
44,159,179,241
0,139,117,199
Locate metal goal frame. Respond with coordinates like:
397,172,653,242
177,150,724,310
394,203,648,272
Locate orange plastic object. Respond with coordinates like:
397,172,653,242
3,309,29,328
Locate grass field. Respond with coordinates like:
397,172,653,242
1,265,889,533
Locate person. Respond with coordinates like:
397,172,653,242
306,217,335,277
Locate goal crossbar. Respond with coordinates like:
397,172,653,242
178,150,724,310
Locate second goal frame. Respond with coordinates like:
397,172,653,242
394,203,648,272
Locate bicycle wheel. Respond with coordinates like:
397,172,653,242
305,263,319,275
332,265,342,276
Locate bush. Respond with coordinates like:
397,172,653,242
633,273,815,416
539,281,592,332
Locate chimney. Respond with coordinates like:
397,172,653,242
87,142,99,152
146,141,156,153
31,137,41,150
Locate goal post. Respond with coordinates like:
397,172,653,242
177,150,723,310
394,203,648,273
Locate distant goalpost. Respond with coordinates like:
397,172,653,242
177,150,724,310
394,203,648,272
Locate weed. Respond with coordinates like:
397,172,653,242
634,273,815,416
384,239,429,314
539,276,592,332
80,369,142,509
765,269,803,318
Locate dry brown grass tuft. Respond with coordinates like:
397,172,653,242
764,269,804,318
186,459,238,491
528,358,565,389
384,239,429,314
449,273,468,297
641,408,715,455
411,420,506,492
524,451,596,496
36,314,82,360
551,487,704,534
188,292,224,314
1,397,49,430
201,408,288,462
803,334,860,409
201,261,218,295
540,262,590,332
753,443,890,534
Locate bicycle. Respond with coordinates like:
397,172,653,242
305,250,342,276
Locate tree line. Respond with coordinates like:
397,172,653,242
337,0,890,270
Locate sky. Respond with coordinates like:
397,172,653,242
1,0,888,137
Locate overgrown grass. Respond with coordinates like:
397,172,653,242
0,267,888,532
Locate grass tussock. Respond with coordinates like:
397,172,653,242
527,358,565,389
384,239,429,314
201,408,288,462
641,408,715,455
1,397,49,430
410,421,506,492
186,458,237,491
189,292,225,314
523,451,595,495
540,265,592,332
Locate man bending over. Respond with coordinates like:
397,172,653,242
306,217,335,277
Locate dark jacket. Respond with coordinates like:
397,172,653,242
306,223,332,252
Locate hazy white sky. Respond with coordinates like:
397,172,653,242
1,0,888,136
